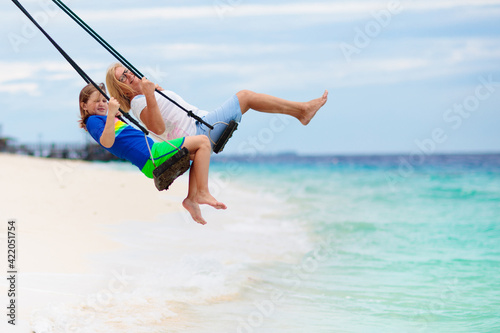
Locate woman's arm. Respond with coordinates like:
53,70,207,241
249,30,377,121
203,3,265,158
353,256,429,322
140,78,166,135
100,98,122,148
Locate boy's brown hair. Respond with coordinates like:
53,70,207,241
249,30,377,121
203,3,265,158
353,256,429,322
79,83,106,130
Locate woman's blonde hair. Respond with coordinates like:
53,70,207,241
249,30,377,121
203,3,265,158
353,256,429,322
106,63,135,112
79,83,106,130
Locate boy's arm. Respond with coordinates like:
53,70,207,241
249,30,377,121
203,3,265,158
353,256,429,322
100,98,121,148
140,78,166,135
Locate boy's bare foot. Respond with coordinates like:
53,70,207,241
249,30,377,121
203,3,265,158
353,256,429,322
300,90,328,125
196,192,227,210
182,198,207,225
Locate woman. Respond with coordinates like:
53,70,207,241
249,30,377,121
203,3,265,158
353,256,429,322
105,63,328,147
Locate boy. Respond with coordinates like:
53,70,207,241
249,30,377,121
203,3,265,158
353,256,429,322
79,83,226,225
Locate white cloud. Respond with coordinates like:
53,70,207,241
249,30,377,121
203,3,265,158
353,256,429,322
2,34,499,96
406,0,500,11
0,60,111,97
0,61,72,84
148,42,304,61
333,37,500,87
123,36,500,88
74,0,500,23
0,83,39,95
167,37,500,90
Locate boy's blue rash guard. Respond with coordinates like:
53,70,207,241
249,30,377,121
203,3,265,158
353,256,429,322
86,115,154,169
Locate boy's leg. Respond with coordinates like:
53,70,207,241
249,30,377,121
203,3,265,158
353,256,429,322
181,136,226,222
182,135,211,194
182,166,207,225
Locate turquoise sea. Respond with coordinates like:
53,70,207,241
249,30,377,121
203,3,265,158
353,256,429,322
205,153,500,333
32,153,500,333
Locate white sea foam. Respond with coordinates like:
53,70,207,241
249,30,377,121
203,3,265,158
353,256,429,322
30,174,312,332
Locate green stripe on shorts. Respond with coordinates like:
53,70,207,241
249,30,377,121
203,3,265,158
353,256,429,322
141,137,185,178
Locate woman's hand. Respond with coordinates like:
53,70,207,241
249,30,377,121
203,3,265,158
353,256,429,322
140,77,157,96
139,78,166,135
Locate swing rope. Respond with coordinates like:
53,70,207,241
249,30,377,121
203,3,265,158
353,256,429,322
10,1,148,134
9,0,178,167
51,0,214,131
12,0,191,191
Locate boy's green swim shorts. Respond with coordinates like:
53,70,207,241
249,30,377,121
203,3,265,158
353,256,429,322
141,137,185,179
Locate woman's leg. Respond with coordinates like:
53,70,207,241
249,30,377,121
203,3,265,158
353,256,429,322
236,90,328,125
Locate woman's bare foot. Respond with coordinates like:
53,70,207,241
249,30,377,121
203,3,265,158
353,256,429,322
196,192,227,210
300,90,328,125
182,198,207,225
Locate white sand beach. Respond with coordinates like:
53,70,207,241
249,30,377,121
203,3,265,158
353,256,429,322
0,153,187,332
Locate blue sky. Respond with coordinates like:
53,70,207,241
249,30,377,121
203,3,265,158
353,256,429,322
1,0,499,155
